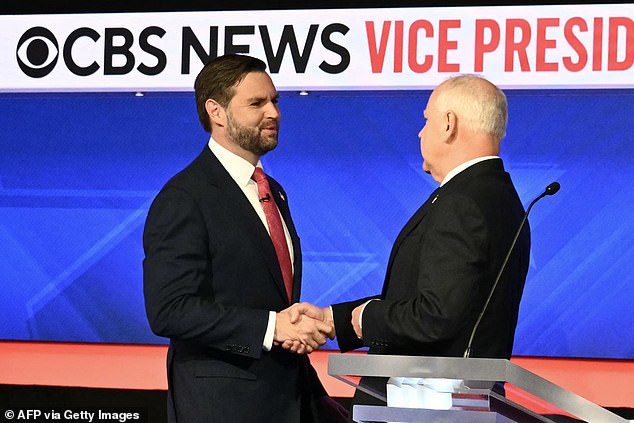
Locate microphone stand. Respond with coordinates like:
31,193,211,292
463,182,560,358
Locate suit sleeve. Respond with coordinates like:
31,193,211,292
143,186,269,359
331,296,377,352
361,193,487,350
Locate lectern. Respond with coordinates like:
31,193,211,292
328,354,627,423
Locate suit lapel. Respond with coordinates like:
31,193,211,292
270,183,302,303
196,148,291,304
380,158,506,298
393,188,441,249
381,187,441,297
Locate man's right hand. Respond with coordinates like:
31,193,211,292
276,302,335,354
274,305,333,354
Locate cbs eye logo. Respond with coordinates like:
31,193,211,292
16,27,59,78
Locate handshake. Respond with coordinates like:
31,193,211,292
273,302,335,355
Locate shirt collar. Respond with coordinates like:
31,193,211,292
441,156,499,186
208,136,262,187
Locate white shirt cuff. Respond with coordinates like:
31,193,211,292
263,311,276,351
359,299,377,330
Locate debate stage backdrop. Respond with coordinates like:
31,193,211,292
1,88,633,358
1,3,633,360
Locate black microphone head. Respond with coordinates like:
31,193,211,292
545,182,560,196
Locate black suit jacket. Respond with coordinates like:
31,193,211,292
332,159,530,404
143,146,328,422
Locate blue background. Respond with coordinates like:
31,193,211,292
1,88,633,358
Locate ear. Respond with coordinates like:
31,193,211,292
444,110,457,143
205,99,225,128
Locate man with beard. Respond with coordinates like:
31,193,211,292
143,54,344,423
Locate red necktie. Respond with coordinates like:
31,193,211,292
252,167,293,302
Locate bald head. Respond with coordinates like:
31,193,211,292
434,74,508,142
418,75,509,183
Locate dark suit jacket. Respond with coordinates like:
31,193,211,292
331,159,530,405
143,146,328,423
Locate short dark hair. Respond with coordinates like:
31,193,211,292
194,54,268,133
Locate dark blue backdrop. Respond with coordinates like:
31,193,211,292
1,88,633,358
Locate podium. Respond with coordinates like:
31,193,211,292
328,354,628,423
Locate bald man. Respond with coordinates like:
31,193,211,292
287,75,531,411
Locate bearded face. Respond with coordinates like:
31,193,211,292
226,108,279,157
218,71,281,159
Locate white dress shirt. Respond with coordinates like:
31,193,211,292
441,156,499,186
208,137,294,351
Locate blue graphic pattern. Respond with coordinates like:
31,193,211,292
1,89,633,358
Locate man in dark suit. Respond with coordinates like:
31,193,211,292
286,75,530,409
143,54,344,422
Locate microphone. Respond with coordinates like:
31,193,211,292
259,193,271,203
463,181,560,358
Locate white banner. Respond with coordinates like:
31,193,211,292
1,4,633,92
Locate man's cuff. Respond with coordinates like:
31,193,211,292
358,299,377,330
263,311,276,351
